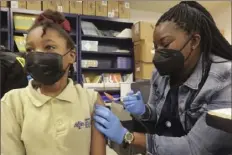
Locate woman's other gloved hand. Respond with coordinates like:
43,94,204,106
123,91,146,116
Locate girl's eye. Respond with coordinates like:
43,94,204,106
45,45,56,51
154,44,158,50
26,48,33,52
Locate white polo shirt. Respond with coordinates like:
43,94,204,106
1,79,97,155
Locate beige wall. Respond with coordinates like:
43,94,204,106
213,5,231,44
130,2,231,44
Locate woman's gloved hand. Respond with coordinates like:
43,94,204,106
94,105,127,144
123,91,146,116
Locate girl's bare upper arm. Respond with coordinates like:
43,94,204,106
90,93,106,155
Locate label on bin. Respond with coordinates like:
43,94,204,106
57,6,63,12
134,23,139,35
125,2,130,9
151,45,155,54
151,49,155,54
11,1,19,8
108,12,115,17
102,1,107,6
136,67,141,72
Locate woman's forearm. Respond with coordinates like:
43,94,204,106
132,132,146,149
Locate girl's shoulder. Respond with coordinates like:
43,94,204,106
74,83,98,113
1,87,27,106
1,87,26,124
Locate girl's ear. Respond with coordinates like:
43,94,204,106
69,50,76,63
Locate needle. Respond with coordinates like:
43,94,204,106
104,92,123,102
104,92,140,103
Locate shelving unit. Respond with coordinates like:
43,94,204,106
78,15,134,93
10,8,78,52
82,51,132,57
0,8,10,49
0,8,135,90
82,34,132,40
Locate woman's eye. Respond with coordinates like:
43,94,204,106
163,44,170,48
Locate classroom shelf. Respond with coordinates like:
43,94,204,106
82,35,132,41
79,15,134,86
82,68,133,73
14,30,28,34
80,14,133,24
0,7,10,49
14,29,77,36
10,8,78,53
81,51,132,57
1,8,135,87
0,28,8,32
83,83,121,93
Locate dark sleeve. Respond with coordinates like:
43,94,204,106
3,61,28,95
139,70,158,121
0,61,7,98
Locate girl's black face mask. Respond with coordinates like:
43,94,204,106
153,36,193,76
25,51,70,85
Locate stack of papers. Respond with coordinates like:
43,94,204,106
208,108,231,120
206,108,232,133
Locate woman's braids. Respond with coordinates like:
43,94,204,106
156,1,232,62
156,1,232,119
156,1,232,85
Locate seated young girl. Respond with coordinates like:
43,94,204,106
1,10,106,155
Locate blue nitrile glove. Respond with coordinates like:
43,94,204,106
27,75,33,81
94,104,128,144
123,91,145,116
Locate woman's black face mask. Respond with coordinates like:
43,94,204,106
25,51,70,85
153,36,193,76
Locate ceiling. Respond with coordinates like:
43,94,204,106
130,1,231,15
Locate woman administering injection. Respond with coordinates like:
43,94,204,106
93,1,232,155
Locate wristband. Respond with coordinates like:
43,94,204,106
140,105,151,121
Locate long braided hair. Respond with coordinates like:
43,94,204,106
156,1,232,131
157,1,231,82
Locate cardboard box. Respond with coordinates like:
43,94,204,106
0,1,8,7
56,0,69,13
26,1,42,11
83,1,96,16
43,1,56,11
132,21,155,42
10,1,26,9
70,1,83,14
118,1,130,19
135,62,154,80
96,1,108,17
134,40,155,63
108,1,119,18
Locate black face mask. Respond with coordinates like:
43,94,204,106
153,37,193,76
25,51,70,85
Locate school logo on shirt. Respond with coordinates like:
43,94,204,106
74,118,91,129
